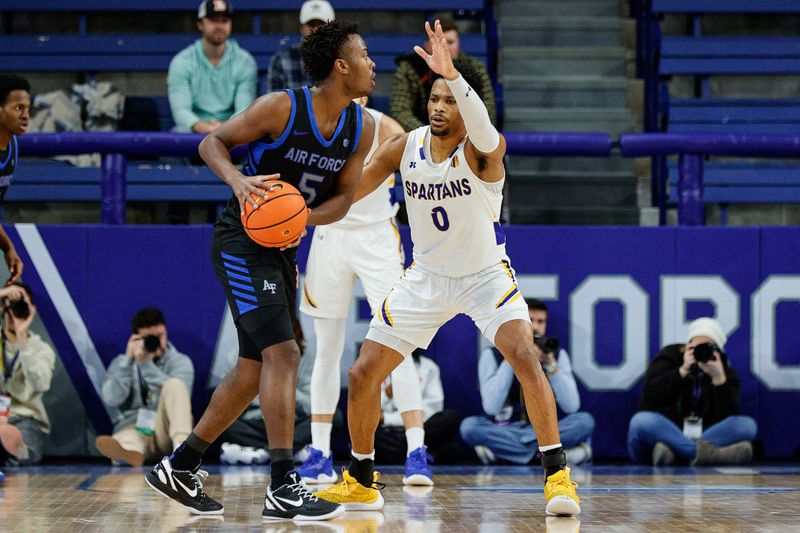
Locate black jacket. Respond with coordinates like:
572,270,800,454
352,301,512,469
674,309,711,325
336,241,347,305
637,344,740,428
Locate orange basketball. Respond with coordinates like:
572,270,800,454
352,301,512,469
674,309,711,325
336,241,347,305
240,180,308,248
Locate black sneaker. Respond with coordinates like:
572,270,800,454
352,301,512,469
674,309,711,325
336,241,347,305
145,456,224,515
263,471,344,521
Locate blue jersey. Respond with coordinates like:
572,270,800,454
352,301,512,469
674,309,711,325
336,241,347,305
0,135,18,201
218,87,362,229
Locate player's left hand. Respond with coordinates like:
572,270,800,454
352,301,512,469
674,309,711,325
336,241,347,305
414,20,459,81
4,248,23,285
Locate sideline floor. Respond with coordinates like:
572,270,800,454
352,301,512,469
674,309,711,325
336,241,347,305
1,464,798,532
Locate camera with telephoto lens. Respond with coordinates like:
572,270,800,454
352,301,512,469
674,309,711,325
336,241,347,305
142,334,161,353
693,342,718,364
9,298,30,320
534,335,560,355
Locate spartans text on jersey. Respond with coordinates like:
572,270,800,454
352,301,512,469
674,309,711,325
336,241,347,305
403,178,472,201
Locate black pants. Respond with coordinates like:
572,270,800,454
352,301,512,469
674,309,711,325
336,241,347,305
220,406,345,454
374,409,463,464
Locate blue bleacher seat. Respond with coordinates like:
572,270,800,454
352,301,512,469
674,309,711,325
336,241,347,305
652,0,800,14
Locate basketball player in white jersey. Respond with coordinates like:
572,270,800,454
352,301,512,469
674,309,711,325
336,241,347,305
298,98,432,486
315,20,581,516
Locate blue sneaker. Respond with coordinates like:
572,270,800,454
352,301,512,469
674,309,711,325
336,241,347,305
0,470,4,483
403,445,434,486
297,446,337,484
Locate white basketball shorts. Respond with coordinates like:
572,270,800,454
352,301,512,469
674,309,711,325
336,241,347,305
366,259,530,357
300,219,404,319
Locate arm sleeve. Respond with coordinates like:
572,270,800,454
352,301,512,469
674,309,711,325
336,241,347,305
233,55,257,116
390,62,424,132
167,56,200,130
13,340,55,401
548,350,581,414
100,355,134,408
420,358,444,421
477,346,515,416
445,73,499,153
641,348,684,407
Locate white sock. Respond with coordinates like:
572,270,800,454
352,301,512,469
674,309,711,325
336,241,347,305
352,450,375,461
539,442,563,453
311,422,332,457
406,427,425,456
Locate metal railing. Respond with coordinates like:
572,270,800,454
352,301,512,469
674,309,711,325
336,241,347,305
16,131,800,226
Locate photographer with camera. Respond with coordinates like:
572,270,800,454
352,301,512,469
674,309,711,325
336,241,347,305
96,307,194,466
0,282,55,468
628,317,757,465
460,300,595,465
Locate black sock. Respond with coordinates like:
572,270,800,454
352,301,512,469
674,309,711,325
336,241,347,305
170,433,209,472
541,447,566,482
349,455,375,488
270,448,294,490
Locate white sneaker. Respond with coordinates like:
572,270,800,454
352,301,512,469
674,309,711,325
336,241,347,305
220,443,242,465
564,443,592,466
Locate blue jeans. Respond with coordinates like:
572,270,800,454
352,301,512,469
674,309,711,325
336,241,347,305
459,412,595,465
627,411,758,464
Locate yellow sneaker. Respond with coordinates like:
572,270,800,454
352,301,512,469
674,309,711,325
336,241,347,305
544,467,581,516
313,469,384,511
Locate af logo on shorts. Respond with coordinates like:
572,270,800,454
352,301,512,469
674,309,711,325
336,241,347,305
263,280,277,294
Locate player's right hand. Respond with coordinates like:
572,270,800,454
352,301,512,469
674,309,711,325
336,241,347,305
234,173,281,215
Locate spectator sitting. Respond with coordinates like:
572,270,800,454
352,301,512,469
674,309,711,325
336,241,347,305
265,0,335,93
460,299,594,466
391,18,496,132
374,349,462,465
96,307,195,467
0,282,55,467
168,0,257,133
628,317,757,466
218,314,345,465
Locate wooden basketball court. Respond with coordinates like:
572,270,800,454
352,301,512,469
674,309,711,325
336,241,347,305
1,463,798,531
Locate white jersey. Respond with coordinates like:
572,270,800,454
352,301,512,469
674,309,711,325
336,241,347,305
400,126,506,277
331,107,398,229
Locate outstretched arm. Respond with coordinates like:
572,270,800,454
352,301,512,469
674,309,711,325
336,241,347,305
414,20,506,181
352,132,407,203
306,107,376,226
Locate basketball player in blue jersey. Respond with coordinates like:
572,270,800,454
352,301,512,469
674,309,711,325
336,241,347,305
145,21,376,521
0,74,29,286
315,21,581,516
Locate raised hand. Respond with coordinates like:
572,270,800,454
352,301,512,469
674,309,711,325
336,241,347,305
413,20,458,81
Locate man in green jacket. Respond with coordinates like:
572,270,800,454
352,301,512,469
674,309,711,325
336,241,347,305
168,0,257,133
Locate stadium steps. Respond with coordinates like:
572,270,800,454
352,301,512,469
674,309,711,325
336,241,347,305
504,76,631,108
500,0,621,18
499,16,623,47
496,0,639,225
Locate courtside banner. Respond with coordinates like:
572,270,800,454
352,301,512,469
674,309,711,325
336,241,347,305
7,225,799,458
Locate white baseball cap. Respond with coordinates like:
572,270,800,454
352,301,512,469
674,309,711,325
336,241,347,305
300,0,335,25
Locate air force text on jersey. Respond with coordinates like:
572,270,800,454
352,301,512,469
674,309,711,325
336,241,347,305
284,147,347,173
404,178,472,201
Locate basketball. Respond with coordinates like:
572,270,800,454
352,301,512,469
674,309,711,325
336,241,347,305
240,180,308,248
